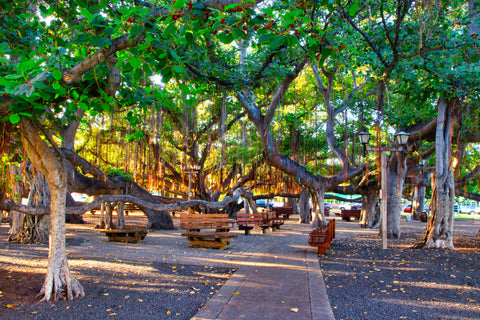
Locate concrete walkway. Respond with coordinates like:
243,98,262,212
192,220,335,320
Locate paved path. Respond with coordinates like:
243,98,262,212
192,221,334,320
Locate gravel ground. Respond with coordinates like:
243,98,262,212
0,214,236,320
0,254,235,320
320,219,480,320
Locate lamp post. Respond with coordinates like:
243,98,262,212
358,131,410,249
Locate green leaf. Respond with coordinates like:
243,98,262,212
4,74,22,80
52,70,63,81
258,33,275,44
320,48,333,64
163,22,176,38
270,35,285,48
91,35,112,48
9,114,20,124
130,57,143,69
0,77,10,87
81,8,92,20
218,32,234,44
78,102,89,111
185,32,194,45
173,65,185,74
349,1,360,17
347,45,360,54
173,0,186,10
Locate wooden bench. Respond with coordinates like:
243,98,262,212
272,207,293,219
237,213,263,235
308,219,335,255
259,211,284,233
99,229,148,243
180,213,237,249
341,209,361,221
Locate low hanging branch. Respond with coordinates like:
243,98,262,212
1,187,250,217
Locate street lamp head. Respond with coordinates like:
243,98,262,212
358,131,371,145
394,131,410,146
358,131,371,157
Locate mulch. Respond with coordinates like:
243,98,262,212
320,218,480,320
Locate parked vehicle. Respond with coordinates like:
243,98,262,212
324,202,333,210
256,199,273,208
351,204,362,210
404,204,412,213
459,205,479,215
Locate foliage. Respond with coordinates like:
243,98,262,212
1,0,479,198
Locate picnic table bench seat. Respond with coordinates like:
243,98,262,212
272,206,293,219
341,209,361,221
236,213,263,235
259,211,284,233
100,229,148,243
308,219,335,255
180,213,237,249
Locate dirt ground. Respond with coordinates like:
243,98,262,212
0,213,235,320
320,217,480,320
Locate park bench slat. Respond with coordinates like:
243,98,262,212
308,219,335,255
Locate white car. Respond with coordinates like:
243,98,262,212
459,205,480,215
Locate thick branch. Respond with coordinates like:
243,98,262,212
1,188,248,216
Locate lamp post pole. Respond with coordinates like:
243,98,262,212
380,149,388,250
366,146,403,250
359,131,410,250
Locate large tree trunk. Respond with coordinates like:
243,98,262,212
297,188,310,224
386,151,407,239
423,99,456,249
411,184,426,221
20,120,84,301
359,185,380,228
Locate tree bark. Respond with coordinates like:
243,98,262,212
412,184,426,221
423,99,456,249
297,188,310,224
386,151,407,239
117,202,125,229
20,120,84,301
359,185,380,228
